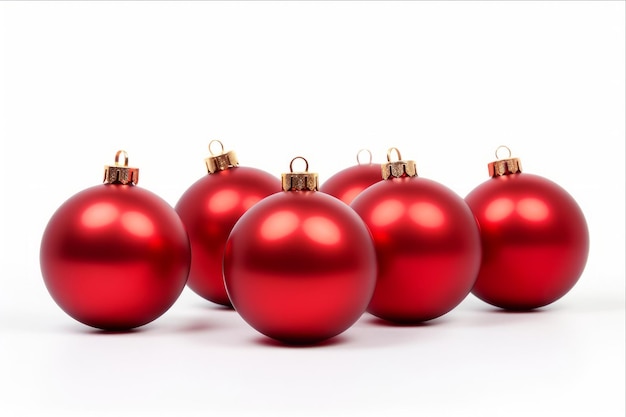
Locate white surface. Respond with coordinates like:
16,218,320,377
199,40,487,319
0,1,624,416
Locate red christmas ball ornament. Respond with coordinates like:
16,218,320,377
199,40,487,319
40,151,191,330
465,146,589,310
175,140,279,306
224,157,377,344
350,148,482,323
320,149,383,204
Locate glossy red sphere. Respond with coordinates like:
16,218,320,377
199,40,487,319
465,173,589,310
351,177,482,323
224,191,377,344
320,164,383,204
40,184,191,330
175,167,280,306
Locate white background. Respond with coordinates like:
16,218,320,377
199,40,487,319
0,1,624,416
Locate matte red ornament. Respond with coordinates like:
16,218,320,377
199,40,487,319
465,146,589,310
224,157,377,344
175,141,280,306
40,151,191,330
320,149,383,204
350,148,482,323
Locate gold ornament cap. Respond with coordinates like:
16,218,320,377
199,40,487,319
103,150,139,185
488,145,522,177
281,156,319,191
381,147,418,179
204,140,239,173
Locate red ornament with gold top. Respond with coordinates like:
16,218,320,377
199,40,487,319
175,141,280,307
350,148,482,323
40,151,191,330
224,157,377,344
465,146,589,310
320,149,383,204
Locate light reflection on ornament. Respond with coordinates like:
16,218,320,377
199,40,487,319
371,199,404,227
81,202,119,228
303,216,341,246
340,187,365,205
121,211,155,238
260,210,299,241
409,202,445,229
484,197,549,223
484,197,515,222
208,189,240,214
517,197,549,222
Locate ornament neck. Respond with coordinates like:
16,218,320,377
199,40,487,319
103,150,139,185
281,156,319,191
381,147,418,180
204,140,239,174
488,146,522,177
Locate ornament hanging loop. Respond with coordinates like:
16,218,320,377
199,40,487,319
488,145,522,177
114,150,130,167
386,147,403,163
289,156,309,173
205,140,239,174
208,140,225,156
104,150,139,185
282,156,318,191
495,145,512,160
357,149,373,165
382,147,417,180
